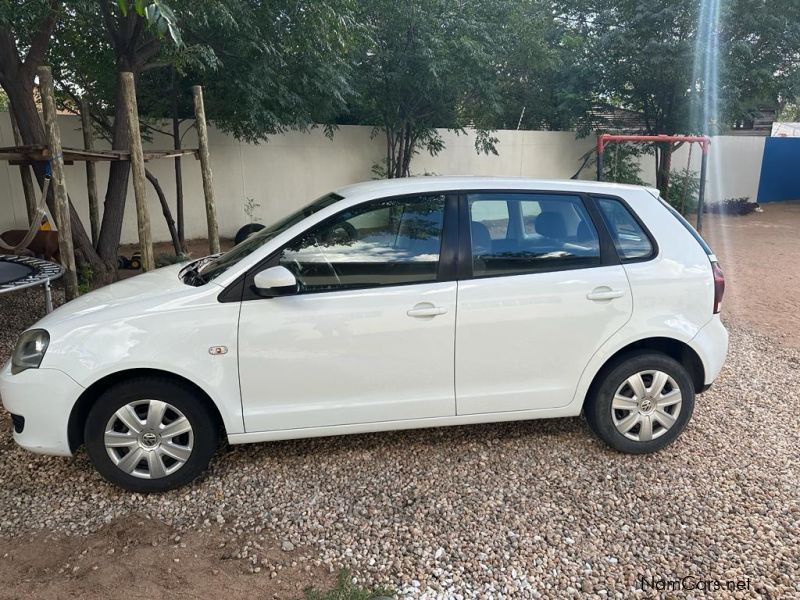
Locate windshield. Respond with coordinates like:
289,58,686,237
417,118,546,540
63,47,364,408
187,192,343,284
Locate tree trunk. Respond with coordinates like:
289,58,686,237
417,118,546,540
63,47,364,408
656,142,673,200
9,106,38,225
95,82,132,274
172,73,185,251
145,168,182,256
80,98,101,246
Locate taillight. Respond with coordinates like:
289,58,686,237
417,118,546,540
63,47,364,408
712,262,725,314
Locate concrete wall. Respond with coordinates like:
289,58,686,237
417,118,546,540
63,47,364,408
0,112,766,244
633,135,766,202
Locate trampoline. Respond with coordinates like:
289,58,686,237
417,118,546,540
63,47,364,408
0,254,64,313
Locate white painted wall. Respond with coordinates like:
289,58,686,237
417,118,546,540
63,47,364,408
632,135,766,202
0,112,766,244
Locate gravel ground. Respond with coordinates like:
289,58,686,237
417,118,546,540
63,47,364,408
1,286,799,598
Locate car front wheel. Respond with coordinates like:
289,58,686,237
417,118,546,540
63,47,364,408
84,377,218,492
584,352,695,454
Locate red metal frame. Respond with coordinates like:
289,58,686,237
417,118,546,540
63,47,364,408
595,133,712,231
596,134,711,155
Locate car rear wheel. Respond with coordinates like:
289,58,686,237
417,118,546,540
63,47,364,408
84,377,218,492
584,352,695,454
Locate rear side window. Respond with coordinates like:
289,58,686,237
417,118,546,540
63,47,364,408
467,193,601,277
595,197,654,261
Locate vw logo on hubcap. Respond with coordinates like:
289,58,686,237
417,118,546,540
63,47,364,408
639,398,654,412
140,432,159,448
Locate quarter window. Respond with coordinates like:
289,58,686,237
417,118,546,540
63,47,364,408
467,193,601,277
595,197,654,260
279,195,446,292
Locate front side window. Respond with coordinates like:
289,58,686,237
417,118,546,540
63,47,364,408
194,193,343,283
468,193,601,277
595,197,654,260
279,195,446,292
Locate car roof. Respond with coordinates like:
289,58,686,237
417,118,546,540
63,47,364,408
334,176,659,199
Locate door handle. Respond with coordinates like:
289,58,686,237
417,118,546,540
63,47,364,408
407,302,447,318
586,287,625,301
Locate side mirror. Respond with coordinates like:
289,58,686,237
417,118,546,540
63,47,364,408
252,266,298,296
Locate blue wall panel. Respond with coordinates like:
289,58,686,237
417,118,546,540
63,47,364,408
757,137,800,203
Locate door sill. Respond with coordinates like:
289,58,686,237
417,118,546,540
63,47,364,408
228,404,583,445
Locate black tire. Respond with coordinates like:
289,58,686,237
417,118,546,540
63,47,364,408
84,377,219,492
234,222,265,245
584,352,695,454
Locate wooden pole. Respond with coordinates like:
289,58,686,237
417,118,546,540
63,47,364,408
192,85,220,254
38,66,79,299
9,106,38,226
79,98,101,246
120,71,155,272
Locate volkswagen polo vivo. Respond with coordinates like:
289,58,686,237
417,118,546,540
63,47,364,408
1,177,728,491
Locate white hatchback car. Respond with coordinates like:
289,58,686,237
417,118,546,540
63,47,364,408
2,177,728,491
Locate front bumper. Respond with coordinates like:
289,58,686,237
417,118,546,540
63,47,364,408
0,361,84,456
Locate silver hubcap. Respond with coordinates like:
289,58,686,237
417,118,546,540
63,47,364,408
104,400,194,479
611,370,682,442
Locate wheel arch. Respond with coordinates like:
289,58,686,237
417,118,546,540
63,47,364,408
583,336,706,408
67,368,226,453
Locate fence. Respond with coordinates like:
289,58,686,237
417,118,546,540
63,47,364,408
0,113,768,244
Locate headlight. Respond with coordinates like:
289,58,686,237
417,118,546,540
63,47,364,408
11,329,50,375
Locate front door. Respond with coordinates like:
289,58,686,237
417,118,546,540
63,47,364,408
456,192,633,414
238,194,457,432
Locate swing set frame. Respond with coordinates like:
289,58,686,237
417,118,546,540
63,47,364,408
595,134,711,231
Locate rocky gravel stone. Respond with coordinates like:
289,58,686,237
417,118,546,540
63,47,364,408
1,287,798,598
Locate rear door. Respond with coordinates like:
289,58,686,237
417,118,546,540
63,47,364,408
455,191,633,414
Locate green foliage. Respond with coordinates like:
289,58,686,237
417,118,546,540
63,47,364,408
344,0,509,177
77,263,93,295
722,1,800,126
304,570,392,600
559,0,800,136
48,1,358,146
116,0,182,45
667,168,700,215
563,0,698,134
489,0,592,131
243,197,261,223
603,143,648,186
177,0,357,142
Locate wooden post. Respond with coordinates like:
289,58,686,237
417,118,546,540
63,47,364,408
80,98,101,246
192,85,220,254
38,66,79,299
9,106,38,226
120,71,155,272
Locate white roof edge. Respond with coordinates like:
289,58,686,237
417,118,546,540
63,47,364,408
334,176,655,199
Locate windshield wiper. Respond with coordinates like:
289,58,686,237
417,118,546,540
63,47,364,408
179,255,218,286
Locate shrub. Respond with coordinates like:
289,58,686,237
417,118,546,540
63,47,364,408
603,143,647,186
703,197,758,215
667,168,699,215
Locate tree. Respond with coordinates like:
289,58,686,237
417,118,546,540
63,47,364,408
2,0,356,279
490,0,593,132
0,1,180,281
722,0,800,125
53,0,357,256
558,0,800,196
129,0,357,246
342,0,509,178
